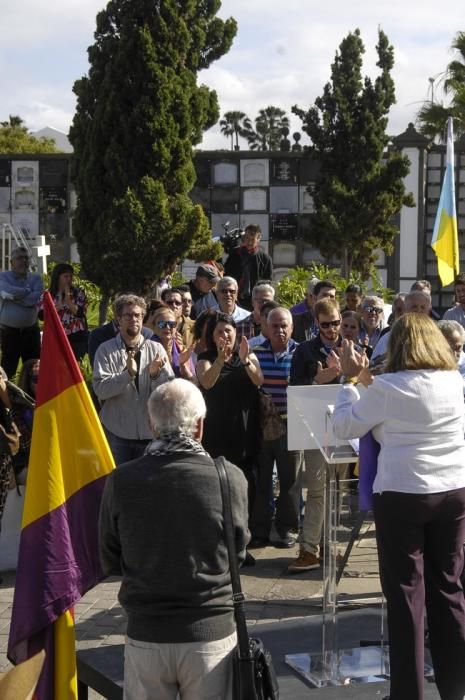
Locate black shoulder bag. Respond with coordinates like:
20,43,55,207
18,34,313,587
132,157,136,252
214,457,279,700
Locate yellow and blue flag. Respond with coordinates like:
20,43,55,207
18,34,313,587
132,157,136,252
431,117,459,286
8,291,115,699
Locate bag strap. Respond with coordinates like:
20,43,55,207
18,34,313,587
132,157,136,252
214,456,251,659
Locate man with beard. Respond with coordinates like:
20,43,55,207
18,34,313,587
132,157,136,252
93,294,174,464
288,298,344,572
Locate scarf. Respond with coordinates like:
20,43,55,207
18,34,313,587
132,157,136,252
145,431,207,456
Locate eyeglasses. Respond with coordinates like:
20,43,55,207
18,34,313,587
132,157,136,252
319,319,341,329
363,306,383,314
166,300,182,307
219,289,236,295
122,313,143,320
156,320,177,330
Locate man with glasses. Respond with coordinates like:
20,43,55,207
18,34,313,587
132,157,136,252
0,246,43,378
161,287,194,348
216,277,249,322
93,294,174,465
288,298,344,573
359,296,385,351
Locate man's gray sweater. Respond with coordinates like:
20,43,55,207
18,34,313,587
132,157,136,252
99,451,250,643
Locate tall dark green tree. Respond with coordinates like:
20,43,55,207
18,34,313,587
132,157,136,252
293,29,413,278
416,31,465,142
69,0,235,297
246,106,290,150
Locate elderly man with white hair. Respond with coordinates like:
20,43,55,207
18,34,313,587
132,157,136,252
99,378,249,700
359,295,386,351
235,281,275,342
216,276,250,322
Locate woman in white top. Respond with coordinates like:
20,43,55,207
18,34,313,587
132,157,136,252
333,313,465,700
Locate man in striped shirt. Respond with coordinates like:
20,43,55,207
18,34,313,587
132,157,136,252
249,307,302,549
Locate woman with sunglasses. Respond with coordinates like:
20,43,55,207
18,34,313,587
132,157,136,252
145,303,195,381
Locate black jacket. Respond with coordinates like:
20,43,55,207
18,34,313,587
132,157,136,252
290,335,342,386
224,247,273,302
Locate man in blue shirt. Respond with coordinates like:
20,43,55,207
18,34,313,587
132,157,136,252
0,247,43,378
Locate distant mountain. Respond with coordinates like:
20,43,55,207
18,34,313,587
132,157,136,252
32,127,73,153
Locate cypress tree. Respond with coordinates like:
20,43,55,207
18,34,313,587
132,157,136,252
293,29,414,278
69,0,236,296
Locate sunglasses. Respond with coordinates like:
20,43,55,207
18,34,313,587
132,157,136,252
319,319,341,329
219,289,236,295
363,306,383,314
156,320,177,330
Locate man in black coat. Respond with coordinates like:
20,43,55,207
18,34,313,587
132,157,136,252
224,224,273,310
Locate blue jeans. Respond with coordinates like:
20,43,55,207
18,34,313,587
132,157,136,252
104,428,150,466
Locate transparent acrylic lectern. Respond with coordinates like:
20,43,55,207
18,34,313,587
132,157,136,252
285,385,391,687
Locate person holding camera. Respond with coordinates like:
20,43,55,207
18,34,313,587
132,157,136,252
224,224,273,310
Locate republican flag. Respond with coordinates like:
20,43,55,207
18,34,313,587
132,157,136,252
8,291,115,699
431,117,459,286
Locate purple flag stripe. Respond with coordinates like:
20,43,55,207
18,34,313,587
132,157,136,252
358,431,380,511
8,475,108,660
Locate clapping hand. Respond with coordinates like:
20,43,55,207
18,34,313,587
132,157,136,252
238,336,250,364
217,338,232,365
126,350,138,377
149,354,167,377
340,339,369,379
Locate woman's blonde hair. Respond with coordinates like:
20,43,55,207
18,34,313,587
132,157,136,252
385,313,456,372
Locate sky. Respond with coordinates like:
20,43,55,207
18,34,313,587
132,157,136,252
0,0,463,150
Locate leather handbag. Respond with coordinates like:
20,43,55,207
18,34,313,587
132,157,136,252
0,404,21,457
258,389,286,442
214,457,280,700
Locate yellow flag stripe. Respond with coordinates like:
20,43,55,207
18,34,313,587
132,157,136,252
54,610,78,699
431,209,459,286
22,382,114,528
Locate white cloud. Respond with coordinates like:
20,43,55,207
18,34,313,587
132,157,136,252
0,0,463,148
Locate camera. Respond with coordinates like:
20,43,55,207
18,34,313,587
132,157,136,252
217,221,244,256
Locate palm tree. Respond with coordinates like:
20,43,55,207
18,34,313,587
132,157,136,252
219,111,252,150
0,115,25,128
246,106,290,151
416,32,465,142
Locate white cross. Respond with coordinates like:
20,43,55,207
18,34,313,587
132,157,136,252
32,236,50,274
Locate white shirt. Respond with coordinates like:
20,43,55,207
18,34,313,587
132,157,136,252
443,305,465,330
231,305,250,322
249,333,266,348
333,369,465,495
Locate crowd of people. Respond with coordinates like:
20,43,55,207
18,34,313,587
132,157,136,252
3,226,465,699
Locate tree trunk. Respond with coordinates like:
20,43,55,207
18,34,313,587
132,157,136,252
98,293,110,325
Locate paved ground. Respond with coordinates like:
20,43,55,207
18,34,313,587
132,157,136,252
0,507,382,699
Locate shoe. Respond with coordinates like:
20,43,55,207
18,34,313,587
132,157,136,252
287,549,320,573
274,532,299,549
248,536,270,549
242,551,256,567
